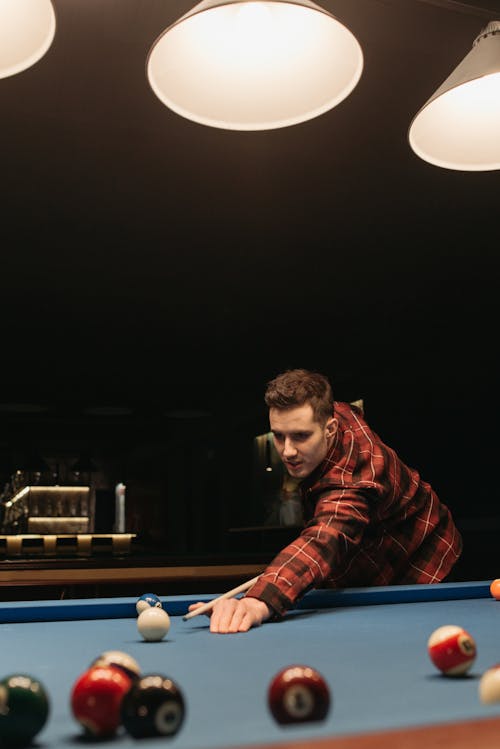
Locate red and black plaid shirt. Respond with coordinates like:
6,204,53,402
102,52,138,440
247,402,462,616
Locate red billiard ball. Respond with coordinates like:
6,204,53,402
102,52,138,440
268,665,331,724
489,579,500,600
427,625,477,676
71,665,133,737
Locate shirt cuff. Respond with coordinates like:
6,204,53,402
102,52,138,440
245,578,294,618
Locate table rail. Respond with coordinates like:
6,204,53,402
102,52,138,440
0,580,491,624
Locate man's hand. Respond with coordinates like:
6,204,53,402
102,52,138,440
188,596,271,634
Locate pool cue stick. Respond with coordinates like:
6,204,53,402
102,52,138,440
182,576,261,621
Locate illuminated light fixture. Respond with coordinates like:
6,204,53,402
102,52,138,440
409,21,500,171
0,0,56,80
146,0,363,131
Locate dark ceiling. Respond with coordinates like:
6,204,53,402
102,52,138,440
1,0,499,422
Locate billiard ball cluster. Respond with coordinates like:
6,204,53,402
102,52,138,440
0,649,329,744
70,649,185,739
0,673,50,747
135,592,171,641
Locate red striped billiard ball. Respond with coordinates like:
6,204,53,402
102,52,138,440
268,665,330,724
71,665,132,737
427,625,477,676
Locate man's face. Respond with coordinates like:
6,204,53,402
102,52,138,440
269,404,337,479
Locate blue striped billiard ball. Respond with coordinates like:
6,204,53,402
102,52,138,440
136,593,162,615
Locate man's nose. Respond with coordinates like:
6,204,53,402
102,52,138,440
283,438,297,457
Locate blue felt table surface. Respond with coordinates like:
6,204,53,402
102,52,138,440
1,583,500,749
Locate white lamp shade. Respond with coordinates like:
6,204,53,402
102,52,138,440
409,22,500,171
147,0,363,130
0,0,56,79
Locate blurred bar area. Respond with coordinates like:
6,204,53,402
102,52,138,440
2,485,92,534
0,451,136,560
0,404,273,599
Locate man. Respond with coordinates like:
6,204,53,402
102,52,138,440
189,369,462,633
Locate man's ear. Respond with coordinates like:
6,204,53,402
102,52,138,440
325,417,338,438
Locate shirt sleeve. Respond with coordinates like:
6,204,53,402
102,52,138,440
246,486,372,616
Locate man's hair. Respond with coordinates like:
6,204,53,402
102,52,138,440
264,369,334,424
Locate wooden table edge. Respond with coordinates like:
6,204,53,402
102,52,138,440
0,563,265,586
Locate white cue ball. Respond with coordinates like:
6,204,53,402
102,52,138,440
137,606,171,642
479,664,500,704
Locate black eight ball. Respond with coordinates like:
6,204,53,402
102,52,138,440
120,674,185,738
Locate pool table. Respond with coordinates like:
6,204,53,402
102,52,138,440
1,581,500,749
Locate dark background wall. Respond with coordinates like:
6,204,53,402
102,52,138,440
1,0,499,579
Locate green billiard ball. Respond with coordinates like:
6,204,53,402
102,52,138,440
0,674,50,746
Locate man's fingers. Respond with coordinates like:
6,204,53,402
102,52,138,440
211,599,238,633
188,602,212,617
206,597,270,634
237,612,256,632
223,604,247,633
